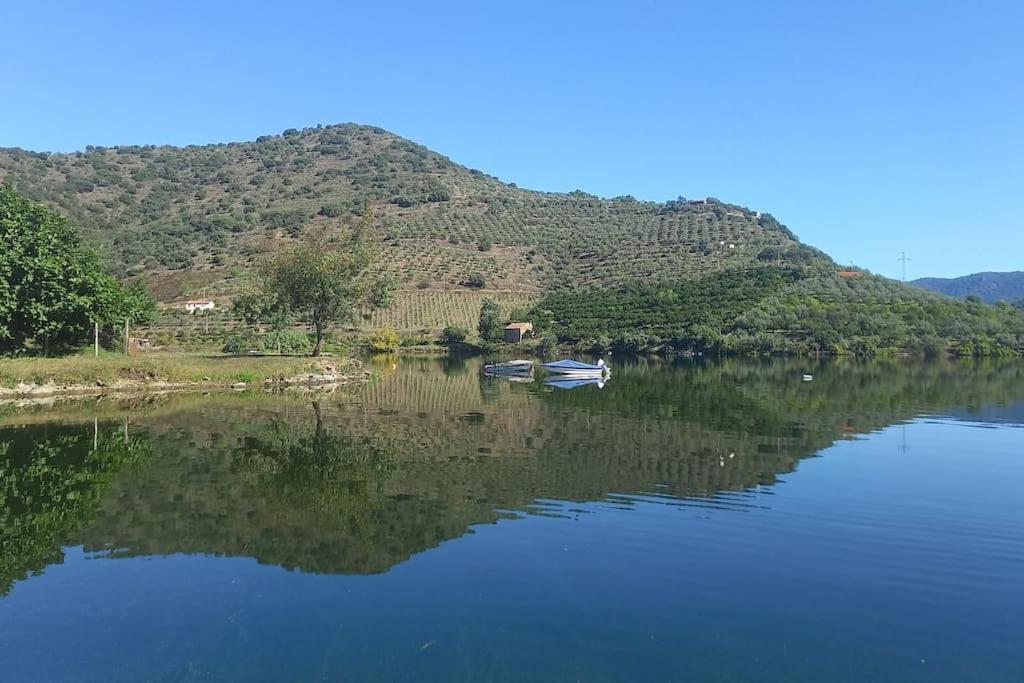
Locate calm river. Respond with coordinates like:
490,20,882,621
1,357,1023,681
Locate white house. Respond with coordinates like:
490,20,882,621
184,300,215,314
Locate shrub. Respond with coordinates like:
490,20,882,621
318,204,345,218
370,327,400,353
441,326,469,345
538,330,559,356
222,333,256,354
400,334,435,347
262,329,311,354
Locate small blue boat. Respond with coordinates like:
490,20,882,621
541,359,608,376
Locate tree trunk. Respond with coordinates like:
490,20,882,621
312,321,324,357
312,401,323,440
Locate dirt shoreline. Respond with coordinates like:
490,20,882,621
0,369,372,401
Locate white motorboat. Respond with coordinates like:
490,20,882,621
541,358,609,377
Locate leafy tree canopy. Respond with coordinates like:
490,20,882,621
0,185,154,355
478,298,503,343
237,212,395,355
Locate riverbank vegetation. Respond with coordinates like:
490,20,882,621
536,266,1024,357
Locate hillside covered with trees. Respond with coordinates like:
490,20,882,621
0,124,803,298
2,123,1023,356
912,271,1024,304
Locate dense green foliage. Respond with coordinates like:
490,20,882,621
478,298,503,342
540,267,800,350
0,185,155,355
539,267,1024,356
222,329,312,355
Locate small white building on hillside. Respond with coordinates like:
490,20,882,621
184,300,216,314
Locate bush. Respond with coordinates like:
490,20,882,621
400,334,435,347
318,204,345,218
222,333,256,354
370,327,400,353
464,273,485,289
441,326,469,345
538,330,559,356
262,329,311,354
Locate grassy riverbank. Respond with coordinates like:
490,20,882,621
0,353,363,393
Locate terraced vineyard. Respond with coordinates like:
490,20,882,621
368,290,538,333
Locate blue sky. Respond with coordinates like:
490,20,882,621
4,1,1022,279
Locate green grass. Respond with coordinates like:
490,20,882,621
0,353,358,389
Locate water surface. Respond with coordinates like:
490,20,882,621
1,357,1023,681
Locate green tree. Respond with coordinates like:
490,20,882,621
0,185,151,355
242,213,393,356
478,298,503,343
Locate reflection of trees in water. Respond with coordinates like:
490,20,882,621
4,358,1024,582
0,422,150,595
81,401,470,575
233,401,395,491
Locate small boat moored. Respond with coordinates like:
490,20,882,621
541,358,609,377
483,359,534,374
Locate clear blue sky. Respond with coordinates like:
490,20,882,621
4,1,1022,279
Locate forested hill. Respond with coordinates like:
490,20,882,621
0,123,816,300
912,272,1024,304
3,124,1023,356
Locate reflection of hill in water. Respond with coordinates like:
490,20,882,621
73,358,1024,576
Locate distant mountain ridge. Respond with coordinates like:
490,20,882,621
912,272,1024,304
